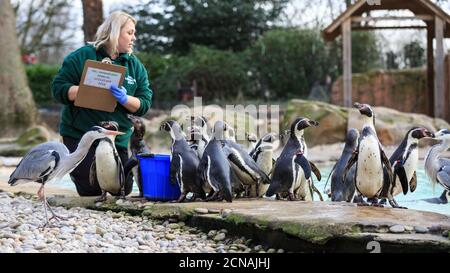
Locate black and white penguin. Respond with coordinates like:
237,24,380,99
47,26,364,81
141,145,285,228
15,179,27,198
265,117,321,201
248,133,278,197
126,115,151,197
197,120,233,202
343,103,394,206
379,127,434,208
189,116,210,159
89,121,125,202
160,120,206,202
222,134,271,198
326,128,359,202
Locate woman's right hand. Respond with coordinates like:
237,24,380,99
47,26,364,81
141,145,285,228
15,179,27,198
68,85,79,101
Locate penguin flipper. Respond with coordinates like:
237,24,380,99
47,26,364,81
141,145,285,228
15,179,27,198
294,154,312,179
309,161,322,181
114,150,126,198
89,156,98,187
324,162,337,192
409,171,417,193
394,163,409,195
170,154,181,185
380,146,394,192
343,151,358,182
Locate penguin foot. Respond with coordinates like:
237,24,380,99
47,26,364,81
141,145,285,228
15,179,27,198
288,193,299,201
389,199,408,209
176,193,187,203
370,203,384,208
379,198,387,205
95,192,107,203
356,203,370,207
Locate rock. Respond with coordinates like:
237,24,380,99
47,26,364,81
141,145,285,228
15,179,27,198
442,230,449,238
284,100,347,146
221,209,232,218
165,234,176,240
168,223,180,229
194,208,209,214
277,249,285,253
96,226,106,236
389,225,405,233
267,248,276,253
414,226,429,234
207,230,217,238
254,245,263,251
213,233,226,242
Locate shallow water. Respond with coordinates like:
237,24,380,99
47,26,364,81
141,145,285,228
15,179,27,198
56,165,449,216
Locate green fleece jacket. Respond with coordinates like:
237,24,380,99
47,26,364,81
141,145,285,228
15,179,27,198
51,44,153,148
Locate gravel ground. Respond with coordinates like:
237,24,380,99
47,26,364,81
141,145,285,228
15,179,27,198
0,192,284,253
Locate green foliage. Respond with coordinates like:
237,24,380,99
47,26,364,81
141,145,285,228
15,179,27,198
137,46,254,104
403,41,425,68
248,28,333,99
25,64,59,106
127,0,288,54
350,32,381,73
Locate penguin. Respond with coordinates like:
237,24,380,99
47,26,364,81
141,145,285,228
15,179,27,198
379,127,434,208
189,116,210,159
343,103,394,206
197,120,233,202
422,190,449,204
221,123,271,198
89,121,125,202
126,115,151,197
325,128,359,202
160,120,206,202
265,117,321,201
248,133,278,197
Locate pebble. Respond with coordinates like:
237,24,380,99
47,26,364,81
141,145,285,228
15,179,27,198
389,225,405,233
0,193,253,253
213,233,226,242
194,208,209,214
414,226,429,234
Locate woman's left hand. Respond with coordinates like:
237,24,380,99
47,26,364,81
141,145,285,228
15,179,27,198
110,84,128,105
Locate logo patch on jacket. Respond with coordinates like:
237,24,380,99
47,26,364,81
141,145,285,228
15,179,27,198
125,75,136,85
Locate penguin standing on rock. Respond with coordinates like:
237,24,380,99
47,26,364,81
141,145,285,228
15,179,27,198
89,121,125,202
160,120,206,202
379,127,434,208
126,115,151,197
249,133,278,197
197,120,233,202
222,128,271,198
189,116,210,159
266,118,321,201
343,103,394,206
326,128,359,202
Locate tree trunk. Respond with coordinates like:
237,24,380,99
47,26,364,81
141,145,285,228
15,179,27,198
81,0,103,44
0,0,37,137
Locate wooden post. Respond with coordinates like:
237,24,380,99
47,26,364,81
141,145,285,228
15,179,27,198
435,17,445,119
342,19,352,107
427,24,434,116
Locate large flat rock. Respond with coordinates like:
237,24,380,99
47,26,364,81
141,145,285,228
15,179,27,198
44,196,450,253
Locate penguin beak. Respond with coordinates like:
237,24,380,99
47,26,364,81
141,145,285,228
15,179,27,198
308,120,319,127
104,130,125,136
423,130,434,138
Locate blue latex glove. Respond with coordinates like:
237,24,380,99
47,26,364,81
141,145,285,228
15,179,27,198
110,84,128,105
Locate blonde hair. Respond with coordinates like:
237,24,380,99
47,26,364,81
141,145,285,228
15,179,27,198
93,11,137,56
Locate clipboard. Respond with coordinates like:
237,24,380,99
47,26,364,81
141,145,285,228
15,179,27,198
74,60,126,112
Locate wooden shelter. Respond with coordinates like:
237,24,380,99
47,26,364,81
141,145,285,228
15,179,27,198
323,0,450,119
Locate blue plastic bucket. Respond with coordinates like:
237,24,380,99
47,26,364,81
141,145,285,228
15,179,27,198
137,153,181,201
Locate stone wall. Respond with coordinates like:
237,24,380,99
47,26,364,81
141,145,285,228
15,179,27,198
331,69,435,118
